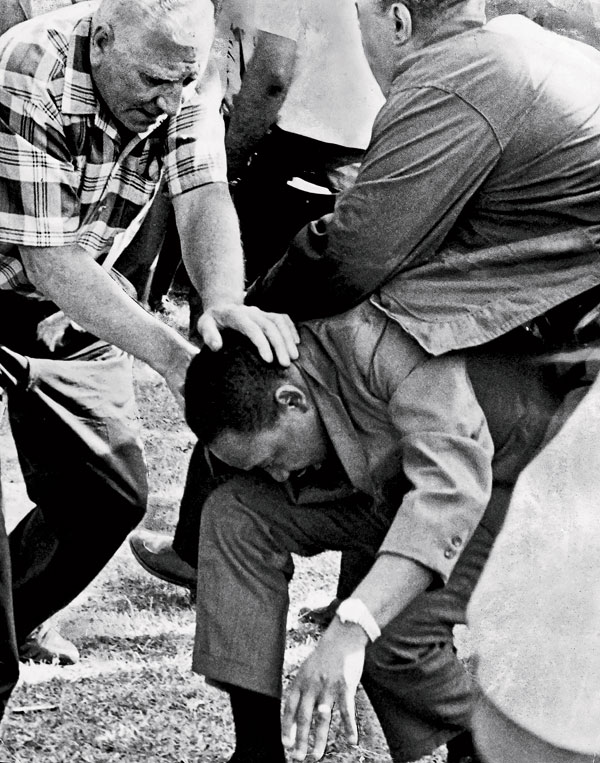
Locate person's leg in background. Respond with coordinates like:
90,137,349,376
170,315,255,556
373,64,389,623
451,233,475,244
145,208,184,313
7,344,148,646
116,181,176,308
0,505,18,721
299,547,374,626
233,127,362,285
0,346,51,716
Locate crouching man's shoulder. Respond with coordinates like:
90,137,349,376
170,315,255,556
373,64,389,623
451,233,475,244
300,300,431,396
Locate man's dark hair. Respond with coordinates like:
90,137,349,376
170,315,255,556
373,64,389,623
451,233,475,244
378,0,468,23
184,330,290,445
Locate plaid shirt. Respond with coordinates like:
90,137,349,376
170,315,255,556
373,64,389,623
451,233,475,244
0,1,227,292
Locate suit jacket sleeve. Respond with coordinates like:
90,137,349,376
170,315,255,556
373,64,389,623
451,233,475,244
374,349,495,584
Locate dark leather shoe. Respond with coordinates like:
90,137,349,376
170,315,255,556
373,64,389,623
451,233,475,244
129,529,196,589
447,731,483,763
19,625,79,666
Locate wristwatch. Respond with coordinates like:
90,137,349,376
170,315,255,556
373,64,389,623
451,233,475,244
336,598,381,642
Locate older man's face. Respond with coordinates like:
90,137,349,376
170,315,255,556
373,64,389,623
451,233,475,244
90,5,211,133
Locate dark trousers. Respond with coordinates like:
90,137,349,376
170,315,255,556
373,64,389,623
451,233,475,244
0,488,18,719
172,444,367,600
0,294,148,711
7,345,148,644
193,473,511,763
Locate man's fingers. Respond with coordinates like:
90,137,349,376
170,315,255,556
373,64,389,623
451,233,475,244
267,312,300,363
233,308,297,366
271,311,300,346
338,687,358,745
196,313,223,351
288,693,317,761
309,700,334,761
282,687,301,748
232,313,275,362
199,306,299,365
252,314,296,366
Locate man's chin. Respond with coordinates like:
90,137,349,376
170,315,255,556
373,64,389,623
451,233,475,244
119,111,161,134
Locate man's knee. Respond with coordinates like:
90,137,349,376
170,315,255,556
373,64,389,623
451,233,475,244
202,478,276,544
363,623,457,692
200,477,295,577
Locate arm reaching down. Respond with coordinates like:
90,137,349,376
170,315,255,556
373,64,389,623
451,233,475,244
20,243,196,405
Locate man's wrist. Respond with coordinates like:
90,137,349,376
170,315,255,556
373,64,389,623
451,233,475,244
147,323,196,378
335,598,381,643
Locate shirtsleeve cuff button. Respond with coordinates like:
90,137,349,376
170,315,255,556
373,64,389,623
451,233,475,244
444,548,457,559
451,535,462,547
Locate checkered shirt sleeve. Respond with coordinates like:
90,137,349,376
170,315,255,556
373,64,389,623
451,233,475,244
164,59,228,197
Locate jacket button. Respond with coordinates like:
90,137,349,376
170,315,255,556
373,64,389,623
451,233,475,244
452,535,462,547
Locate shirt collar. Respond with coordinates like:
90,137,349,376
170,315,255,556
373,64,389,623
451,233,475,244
62,15,97,117
393,10,485,79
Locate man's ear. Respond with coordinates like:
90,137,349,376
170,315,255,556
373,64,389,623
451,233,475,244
390,2,412,45
274,384,309,413
89,22,114,65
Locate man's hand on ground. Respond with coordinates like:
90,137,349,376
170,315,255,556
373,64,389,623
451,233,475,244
281,621,367,760
196,304,300,366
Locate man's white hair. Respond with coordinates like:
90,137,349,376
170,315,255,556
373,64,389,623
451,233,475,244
94,0,215,48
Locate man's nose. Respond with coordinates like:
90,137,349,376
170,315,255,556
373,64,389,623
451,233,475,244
155,82,184,117
266,466,290,483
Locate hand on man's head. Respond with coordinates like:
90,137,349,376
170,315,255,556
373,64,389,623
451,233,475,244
196,304,300,366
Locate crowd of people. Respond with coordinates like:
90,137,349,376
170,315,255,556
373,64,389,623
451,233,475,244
0,1,599,762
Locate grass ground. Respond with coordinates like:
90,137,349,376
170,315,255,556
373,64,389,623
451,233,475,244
0,298,449,763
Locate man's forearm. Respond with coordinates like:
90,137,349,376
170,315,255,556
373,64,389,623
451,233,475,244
173,182,245,308
20,243,192,376
225,85,286,179
225,31,296,179
346,554,433,632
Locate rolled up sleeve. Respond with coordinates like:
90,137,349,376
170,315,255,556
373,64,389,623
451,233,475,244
164,60,228,196
378,353,494,583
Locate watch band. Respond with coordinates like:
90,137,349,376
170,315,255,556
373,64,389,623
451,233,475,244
336,598,381,642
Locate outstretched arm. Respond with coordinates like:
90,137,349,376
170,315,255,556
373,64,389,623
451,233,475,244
282,554,432,761
20,243,196,404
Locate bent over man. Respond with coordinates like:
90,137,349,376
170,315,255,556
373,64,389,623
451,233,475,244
184,302,563,763
0,0,296,718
